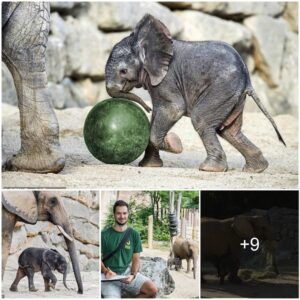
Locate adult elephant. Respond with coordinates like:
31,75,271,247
2,2,65,173
201,215,277,284
2,191,83,294
171,236,199,279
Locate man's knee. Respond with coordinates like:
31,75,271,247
143,281,157,298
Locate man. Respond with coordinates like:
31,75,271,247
101,200,157,298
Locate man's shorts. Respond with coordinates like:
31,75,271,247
101,268,150,298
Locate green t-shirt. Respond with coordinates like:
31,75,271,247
101,226,143,274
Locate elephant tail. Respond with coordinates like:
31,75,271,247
246,87,286,146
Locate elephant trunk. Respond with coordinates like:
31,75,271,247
61,224,83,294
106,87,152,113
63,269,69,290
193,256,197,280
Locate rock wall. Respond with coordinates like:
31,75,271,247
249,207,298,259
2,2,298,116
7,191,99,272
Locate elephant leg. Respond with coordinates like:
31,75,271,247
191,103,228,172
2,207,17,279
43,278,51,292
219,112,268,173
42,262,57,289
10,267,26,291
186,258,191,273
192,125,228,172
193,256,198,279
2,2,65,173
24,267,38,292
139,103,184,167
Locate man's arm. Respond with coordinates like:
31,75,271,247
131,252,140,274
101,260,116,279
121,253,140,284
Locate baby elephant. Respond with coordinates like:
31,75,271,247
167,256,182,271
10,247,69,292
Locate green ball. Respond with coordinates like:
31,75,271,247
84,98,150,164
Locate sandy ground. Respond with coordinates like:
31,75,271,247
2,270,99,298
2,104,298,189
142,247,200,298
201,259,298,298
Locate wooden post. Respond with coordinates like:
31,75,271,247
181,217,186,238
169,191,175,214
148,215,153,249
176,192,182,235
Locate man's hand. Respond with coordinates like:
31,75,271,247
121,274,135,284
105,269,116,280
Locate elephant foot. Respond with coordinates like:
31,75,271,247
163,132,183,154
243,154,268,173
49,282,55,289
9,285,18,292
139,144,163,167
4,146,65,174
199,157,228,172
139,155,163,167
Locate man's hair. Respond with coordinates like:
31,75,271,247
113,200,129,214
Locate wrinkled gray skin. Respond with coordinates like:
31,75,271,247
105,14,285,172
171,236,199,279
10,247,69,292
201,215,277,284
2,191,83,294
2,2,65,173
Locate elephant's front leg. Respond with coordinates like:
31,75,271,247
42,263,57,290
139,103,184,167
2,2,65,173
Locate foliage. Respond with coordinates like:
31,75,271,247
104,191,199,242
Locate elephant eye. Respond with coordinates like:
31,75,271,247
49,197,58,206
120,69,128,75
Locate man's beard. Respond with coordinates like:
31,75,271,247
115,219,127,226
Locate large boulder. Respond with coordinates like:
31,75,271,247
174,10,252,50
46,36,66,83
84,2,183,37
244,16,288,87
191,2,285,20
50,15,111,80
283,2,298,33
122,257,175,298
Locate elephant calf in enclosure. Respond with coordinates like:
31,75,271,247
10,248,69,292
105,14,285,173
171,236,199,279
2,191,83,294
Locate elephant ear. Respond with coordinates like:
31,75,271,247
133,14,173,86
2,191,38,224
232,215,255,239
42,249,54,269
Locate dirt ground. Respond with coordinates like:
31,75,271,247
142,246,200,298
2,270,99,298
2,104,298,189
201,259,299,298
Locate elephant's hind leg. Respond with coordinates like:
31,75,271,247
10,267,26,292
219,112,268,173
191,117,228,172
2,2,65,173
